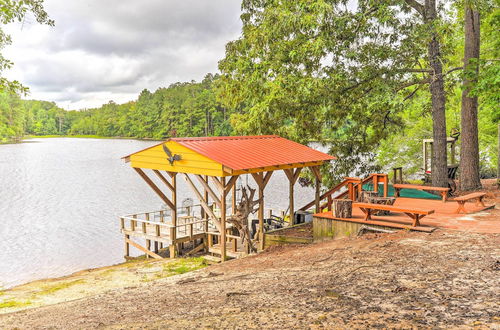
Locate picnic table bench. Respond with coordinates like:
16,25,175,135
393,184,450,202
453,192,486,214
353,202,435,227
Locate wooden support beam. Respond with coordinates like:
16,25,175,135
224,175,239,197
153,170,174,192
309,166,322,213
251,171,273,250
182,173,221,232
204,175,209,233
220,177,227,261
124,234,130,257
185,242,205,256
210,176,224,193
284,168,301,225
125,237,162,259
232,182,237,215
195,174,222,208
133,168,175,210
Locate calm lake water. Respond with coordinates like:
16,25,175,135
0,138,316,288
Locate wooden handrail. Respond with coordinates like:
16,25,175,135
299,179,349,211
121,216,174,228
299,173,388,212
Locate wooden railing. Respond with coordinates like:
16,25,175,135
299,173,388,212
120,209,215,243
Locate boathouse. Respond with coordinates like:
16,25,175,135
121,135,335,261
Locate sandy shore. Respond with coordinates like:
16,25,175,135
0,228,499,329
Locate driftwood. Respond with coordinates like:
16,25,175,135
226,186,261,253
332,199,353,218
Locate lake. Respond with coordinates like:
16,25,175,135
0,138,316,288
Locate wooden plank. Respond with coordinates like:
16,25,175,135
263,171,274,187
125,237,163,259
153,170,175,192
224,175,240,197
220,177,227,261
133,168,175,210
131,160,224,177
195,174,222,208
210,176,224,193
353,202,435,215
313,215,435,233
251,172,264,188
393,183,450,192
185,242,205,256
453,192,486,201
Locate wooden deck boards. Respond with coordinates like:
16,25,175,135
314,197,496,233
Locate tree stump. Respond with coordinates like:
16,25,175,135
332,199,353,218
361,191,378,203
367,196,396,215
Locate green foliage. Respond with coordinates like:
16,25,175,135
68,74,234,138
377,2,499,178
0,0,54,94
0,74,235,142
217,0,457,181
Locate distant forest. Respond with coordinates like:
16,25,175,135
0,73,232,141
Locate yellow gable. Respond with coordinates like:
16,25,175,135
130,141,225,176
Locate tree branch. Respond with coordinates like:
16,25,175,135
403,0,425,16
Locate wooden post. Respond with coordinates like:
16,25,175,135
170,173,177,258
289,178,294,225
310,166,322,213
258,180,265,249
284,168,301,226
383,174,389,197
252,172,273,250
232,182,237,215
125,234,130,257
373,174,379,193
220,177,227,261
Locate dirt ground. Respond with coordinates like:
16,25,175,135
0,228,498,329
1,180,498,329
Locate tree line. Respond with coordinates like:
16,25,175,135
0,0,498,189
0,74,235,141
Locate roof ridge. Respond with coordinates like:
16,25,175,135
171,135,279,142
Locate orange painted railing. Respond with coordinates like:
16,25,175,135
299,173,388,212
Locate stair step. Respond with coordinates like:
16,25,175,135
208,246,246,259
202,255,221,263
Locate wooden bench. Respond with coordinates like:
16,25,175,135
353,202,435,227
393,184,450,202
453,192,486,214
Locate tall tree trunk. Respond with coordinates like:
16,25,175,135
425,0,448,188
459,6,481,191
497,122,499,188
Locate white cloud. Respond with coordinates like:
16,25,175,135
2,0,242,109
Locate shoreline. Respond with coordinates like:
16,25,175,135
0,256,207,313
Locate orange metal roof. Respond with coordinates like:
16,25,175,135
130,135,335,171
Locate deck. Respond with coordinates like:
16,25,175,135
314,197,497,234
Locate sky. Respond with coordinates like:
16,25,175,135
3,0,242,110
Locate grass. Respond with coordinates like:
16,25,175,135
36,279,85,296
0,299,31,309
142,257,208,281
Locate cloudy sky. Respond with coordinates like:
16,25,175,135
4,0,242,110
